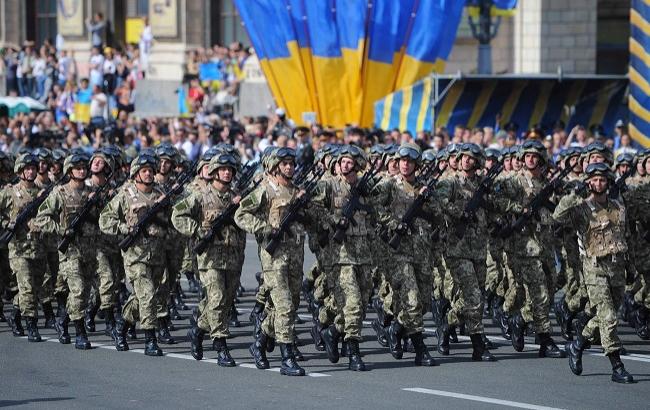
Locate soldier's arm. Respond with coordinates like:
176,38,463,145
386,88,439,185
370,178,398,227
234,185,268,235
0,190,12,229
31,189,63,234
491,176,524,215
99,192,128,235
309,179,336,227
171,191,200,237
552,192,585,226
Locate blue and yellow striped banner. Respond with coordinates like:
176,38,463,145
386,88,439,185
374,76,627,136
234,0,465,128
630,0,650,146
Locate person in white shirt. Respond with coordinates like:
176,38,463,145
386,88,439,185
139,17,154,75
89,47,104,89
89,85,108,129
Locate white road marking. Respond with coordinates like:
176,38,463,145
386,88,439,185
403,388,566,410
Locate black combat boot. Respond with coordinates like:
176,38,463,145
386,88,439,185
190,306,199,328
566,331,588,375
431,297,440,325
157,317,175,344
484,289,495,318
185,271,199,293
42,301,56,329
449,325,459,343
538,333,566,358
55,293,67,318
371,318,388,347
229,304,241,327
293,337,305,361
112,319,130,351
127,322,137,340
26,316,42,342
84,300,99,332
280,343,305,376
9,306,24,337
310,320,325,351
187,326,205,360
436,323,450,356
168,297,182,321
0,301,5,322
499,311,512,340
388,321,405,359
55,314,71,344
249,331,270,369
321,324,340,363
144,328,163,356
347,339,367,371
555,298,575,341
470,333,496,361
481,333,494,350
103,308,116,337
213,337,236,367
510,312,525,352
631,306,650,340
402,335,415,353
174,282,189,310
249,301,265,337
491,296,504,325
607,351,634,383
73,319,92,350
411,332,436,366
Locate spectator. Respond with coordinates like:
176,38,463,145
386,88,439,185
18,41,36,97
85,12,106,49
139,17,154,76
89,46,104,88
89,84,108,129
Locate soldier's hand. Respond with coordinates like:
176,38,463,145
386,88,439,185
296,189,307,199
396,223,408,235
88,192,97,200
7,222,15,231
337,217,349,230
232,195,241,204
419,186,428,195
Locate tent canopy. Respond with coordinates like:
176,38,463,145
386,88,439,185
374,73,628,140
0,97,48,117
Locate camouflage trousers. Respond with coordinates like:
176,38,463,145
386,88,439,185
581,256,626,354
389,261,427,335
485,247,507,298
446,257,487,335
330,263,372,340
10,256,46,317
504,256,552,334
0,248,13,299
562,242,587,313
261,265,303,344
633,250,650,308
59,252,96,322
40,248,58,304
122,262,165,330
95,249,122,310
197,268,241,339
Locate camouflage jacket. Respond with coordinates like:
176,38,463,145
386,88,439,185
0,182,45,259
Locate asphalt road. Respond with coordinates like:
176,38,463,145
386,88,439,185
2,237,650,410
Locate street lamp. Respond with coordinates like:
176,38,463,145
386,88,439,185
467,0,502,74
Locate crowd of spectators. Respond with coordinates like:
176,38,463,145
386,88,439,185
0,29,639,166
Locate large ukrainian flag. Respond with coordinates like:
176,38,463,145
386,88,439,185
630,0,650,146
234,0,464,128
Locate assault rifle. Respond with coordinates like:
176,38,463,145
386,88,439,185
293,161,317,187
332,159,383,243
118,160,197,251
609,168,633,199
57,177,114,253
263,167,325,255
387,167,442,250
496,163,573,239
193,176,261,255
0,177,68,245
454,163,504,238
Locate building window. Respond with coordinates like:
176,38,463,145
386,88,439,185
34,0,58,46
218,0,248,46
127,0,149,17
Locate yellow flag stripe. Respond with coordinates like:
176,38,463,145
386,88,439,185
435,81,465,128
467,81,497,129
630,66,650,97
560,80,586,126
399,84,414,131
631,8,650,37
500,80,528,125
528,81,554,129
380,92,394,130
416,77,433,131
588,81,616,130
629,121,650,147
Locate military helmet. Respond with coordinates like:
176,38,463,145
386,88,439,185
501,146,513,159
261,146,279,171
382,143,399,163
369,144,385,158
485,148,501,161
267,147,296,171
396,143,421,162
337,145,364,169
614,153,634,168
436,148,448,162
584,162,615,182
636,148,650,168
458,143,484,160
447,143,460,157
63,152,90,175
0,151,15,173
155,143,178,163
33,147,53,163
52,148,67,164
584,141,613,165
520,139,548,164
207,153,239,175
129,153,159,179
14,153,39,174
422,149,437,164
90,150,115,175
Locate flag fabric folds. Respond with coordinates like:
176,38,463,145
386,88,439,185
374,76,627,137
234,0,464,128
630,0,650,147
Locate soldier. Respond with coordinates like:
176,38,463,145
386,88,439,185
32,148,57,329
433,143,496,361
99,153,168,356
0,152,15,324
33,152,96,350
172,153,244,366
554,162,634,383
235,147,309,376
371,143,436,366
0,153,46,341
312,145,373,371
493,140,565,358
